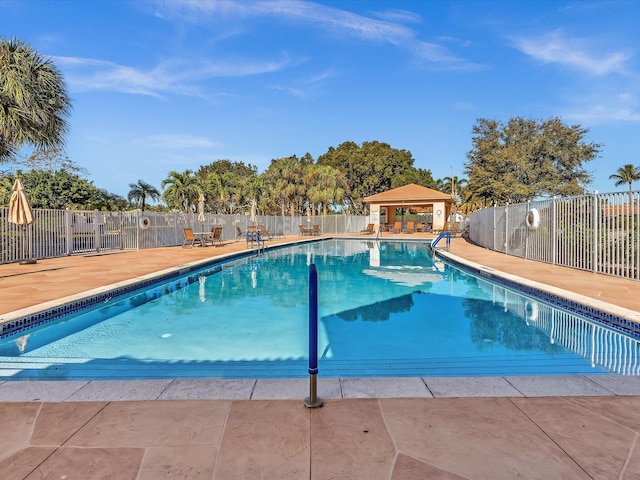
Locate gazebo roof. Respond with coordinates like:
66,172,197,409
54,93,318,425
364,183,453,204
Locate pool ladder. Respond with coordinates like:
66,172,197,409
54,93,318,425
246,231,266,253
430,231,451,251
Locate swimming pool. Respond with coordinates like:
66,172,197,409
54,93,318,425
1,239,639,379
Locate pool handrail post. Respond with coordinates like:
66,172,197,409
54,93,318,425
304,263,323,408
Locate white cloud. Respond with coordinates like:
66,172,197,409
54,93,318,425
511,30,632,76
132,134,219,149
564,92,640,124
370,8,422,25
54,54,302,97
157,0,476,69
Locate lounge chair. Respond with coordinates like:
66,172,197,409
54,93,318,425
390,221,402,234
360,223,375,235
258,225,272,240
403,221,415,234
182,228,204,248
448,222,461,237
433,221,449,234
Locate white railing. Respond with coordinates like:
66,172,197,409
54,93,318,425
469,191,640,281
0,209,368,264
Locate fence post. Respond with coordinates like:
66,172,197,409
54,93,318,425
304,263,323,408
592,192,599,273
525,201,530,260
551,197,556,265
504,205,509,254
65,208,73,255
94,210,101,253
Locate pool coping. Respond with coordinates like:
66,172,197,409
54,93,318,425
2,374,640,402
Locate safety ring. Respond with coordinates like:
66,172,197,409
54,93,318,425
525,208,540,230
524,300,539,325
139,215,151,229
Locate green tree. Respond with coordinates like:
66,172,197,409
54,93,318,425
161,170,198,212
14,169,100,209
0,37,71,162
609,164,640,192
264,155,310,216
21,147,87,175
465,117,599,205
305,164,347,215
0,174,13,206
127,179,161,211
90,189,127,211
195,160,258,214
317,141,417,214
392,167,436,190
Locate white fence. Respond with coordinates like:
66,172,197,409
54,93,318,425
0,209,368,264
469,191,640,281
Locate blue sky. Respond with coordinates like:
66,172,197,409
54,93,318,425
2,0,639,198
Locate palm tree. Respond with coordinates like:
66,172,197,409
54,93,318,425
127,179,161,211
90,189,127,211
0,37,71,162
306,165,347,215
264,156,306,216
161,170,198,212
609,164,640,192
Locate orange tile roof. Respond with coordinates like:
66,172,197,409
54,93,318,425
364,183,453,203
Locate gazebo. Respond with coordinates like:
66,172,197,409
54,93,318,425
363,183,454,231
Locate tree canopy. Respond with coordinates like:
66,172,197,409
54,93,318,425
0,37,71,162
464,117,600,205
317,141,433,214
10,168,100,209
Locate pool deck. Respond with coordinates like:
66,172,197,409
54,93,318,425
2,234,640,479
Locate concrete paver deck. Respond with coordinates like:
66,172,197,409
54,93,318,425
1,234,640,478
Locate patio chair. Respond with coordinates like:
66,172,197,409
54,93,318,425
299,225,311,236
403,221,415,234
235,226,244,242
182,228,204,248
432,221,449,234
360,223,375,235
390,221,402,234
258,225,272,240
208,226,224,246
311,225,321,236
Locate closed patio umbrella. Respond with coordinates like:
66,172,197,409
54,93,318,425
197,193,206,229
250,198,257,227
8,178,36,264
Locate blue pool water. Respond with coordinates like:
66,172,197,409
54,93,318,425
1,239,639,379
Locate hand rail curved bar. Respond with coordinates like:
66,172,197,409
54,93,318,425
430,231,451,251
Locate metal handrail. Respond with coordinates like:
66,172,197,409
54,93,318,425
430,231,451,251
